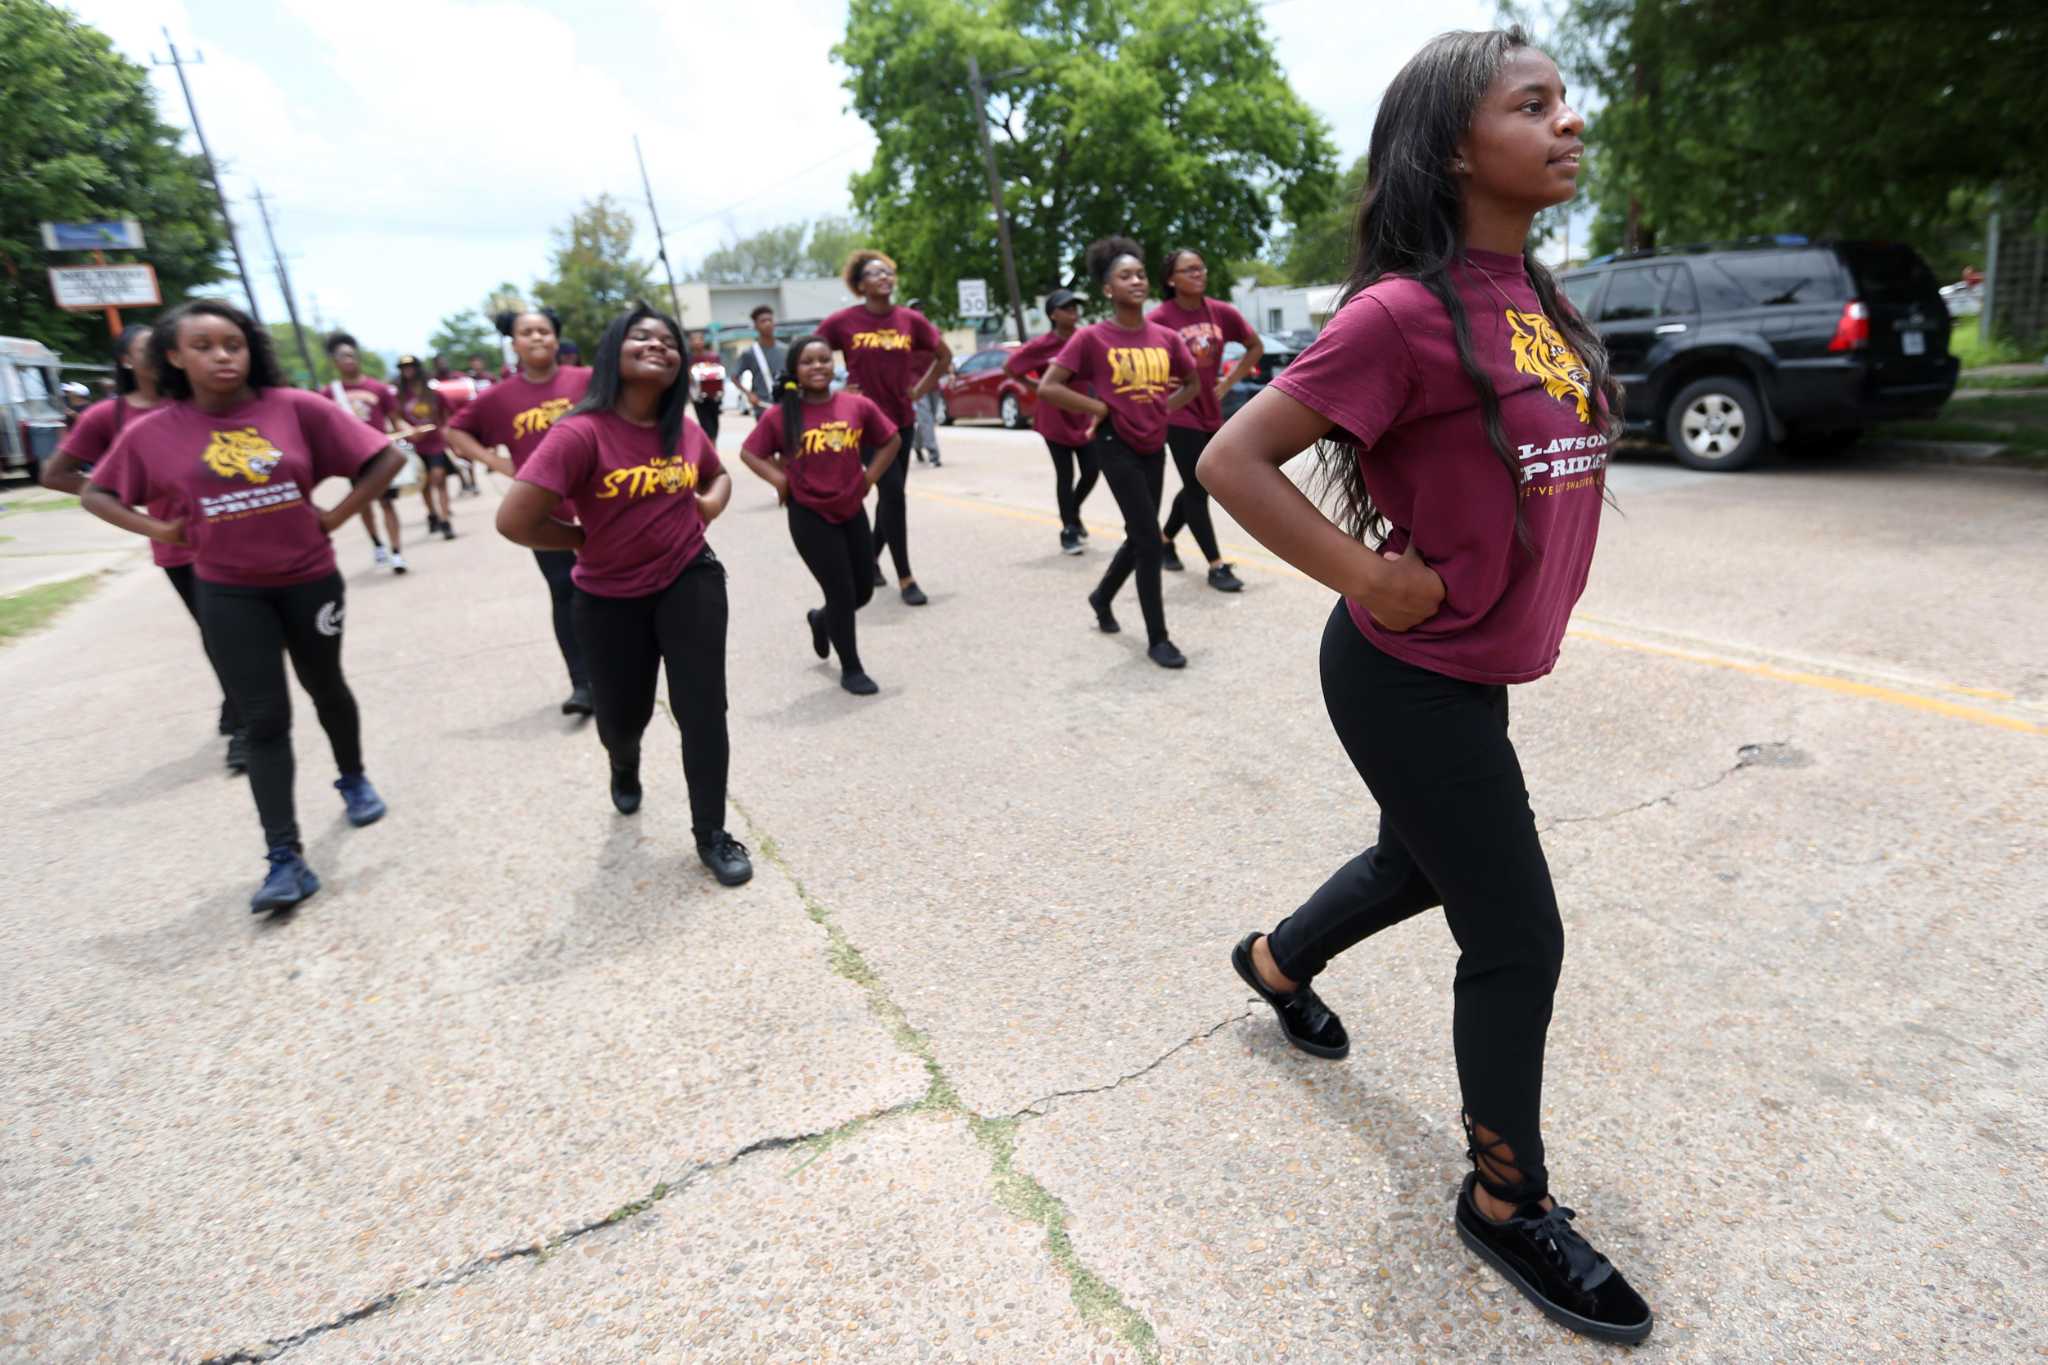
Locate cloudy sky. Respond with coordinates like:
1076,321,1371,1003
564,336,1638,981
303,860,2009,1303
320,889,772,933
67,0,1525,356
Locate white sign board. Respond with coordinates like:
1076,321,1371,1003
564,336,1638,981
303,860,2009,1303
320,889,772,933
957,278,990,318
48,264,161,310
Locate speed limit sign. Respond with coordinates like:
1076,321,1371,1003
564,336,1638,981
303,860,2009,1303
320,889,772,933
957,278,990,318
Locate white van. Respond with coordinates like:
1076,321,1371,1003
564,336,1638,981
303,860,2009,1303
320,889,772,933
1,337,70,482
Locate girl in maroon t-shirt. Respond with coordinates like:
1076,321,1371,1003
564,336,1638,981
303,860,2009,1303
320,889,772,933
41,324,243,771
394,356,455,541
738,335,901,696
1003,288,1099,555
495,304,751,890
1199,31,1651,1345
81,300,405,917
1037,236,1199,670
1149,248,1260,592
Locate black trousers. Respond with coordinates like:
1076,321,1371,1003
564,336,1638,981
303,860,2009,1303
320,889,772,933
573,554,730,838
163,564,241,734
788,501,875,674
532,549,588,687
1091,434,1169,645
1267,603,1564,1202
867,442,912,581
1162,425,1223,564
692,398,721,445
199,572,363,853
1044,437,1099,531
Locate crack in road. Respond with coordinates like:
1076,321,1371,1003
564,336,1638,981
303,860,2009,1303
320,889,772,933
1537,742,1783,832
1010,1009,1258,1119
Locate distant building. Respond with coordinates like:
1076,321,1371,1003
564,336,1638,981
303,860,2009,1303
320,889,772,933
1231,283,1344,337
668,277,853,337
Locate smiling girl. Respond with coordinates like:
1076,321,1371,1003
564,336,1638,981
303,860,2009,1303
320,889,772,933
1198,29,1650,1344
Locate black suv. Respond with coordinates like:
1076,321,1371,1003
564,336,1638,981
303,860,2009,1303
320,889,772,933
1560,240,1958,470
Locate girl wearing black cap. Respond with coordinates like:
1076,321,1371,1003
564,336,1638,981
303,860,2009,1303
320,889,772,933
1004,289,1099,554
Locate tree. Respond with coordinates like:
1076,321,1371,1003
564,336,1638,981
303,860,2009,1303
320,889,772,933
804,215,868,279
0,1,229,358
269,323,385,390
1281,153,1369,285
837,0,1337,325
428,309,500,367
1541,0,2048,276
690,216,873,284
531,195,657,351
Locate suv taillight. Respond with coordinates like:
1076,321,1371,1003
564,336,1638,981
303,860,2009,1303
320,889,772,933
1827,301,1869,352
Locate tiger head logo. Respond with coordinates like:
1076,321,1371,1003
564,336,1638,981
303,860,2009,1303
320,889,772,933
201,428,284,484
1504,309,1593,425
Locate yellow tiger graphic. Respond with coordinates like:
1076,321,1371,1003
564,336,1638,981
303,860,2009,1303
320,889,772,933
1504,309,1593,425
201,428,284,484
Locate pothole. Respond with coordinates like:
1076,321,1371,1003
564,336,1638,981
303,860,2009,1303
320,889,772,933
1736,741,1811,769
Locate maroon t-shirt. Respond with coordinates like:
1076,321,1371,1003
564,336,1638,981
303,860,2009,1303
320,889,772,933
1272,248,1609,684
518,411,724,598
336,377,397,432
447,366,592,474
90,389,389,587
1051,320,1196,455
817,304,943,430
1005,331,1096,447
395,388,446,456
62,397,190,568
1149,297,1255,433
741,393,896,524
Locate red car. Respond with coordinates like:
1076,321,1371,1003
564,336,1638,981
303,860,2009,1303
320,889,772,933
938,342,1037,429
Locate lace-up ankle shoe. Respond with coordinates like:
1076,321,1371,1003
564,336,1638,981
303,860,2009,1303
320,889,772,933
610,758,642,815
251,846,319,915
1231,933,1348,1058
697,830,753,886
335,774,386,827
1455,1175,1652,1344
1087,589,1120,634
1161,539,1185,572
808,609,830,659
1207,563,1244,593
1147,640,1187,669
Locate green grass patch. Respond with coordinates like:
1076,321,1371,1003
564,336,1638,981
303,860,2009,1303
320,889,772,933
1950,328,2033,370
1954,373,2048,392
0,574,103,644
0,494,80,519
1894,394,2048,458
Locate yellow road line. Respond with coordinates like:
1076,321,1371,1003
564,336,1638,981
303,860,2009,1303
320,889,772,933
909,485,2042,737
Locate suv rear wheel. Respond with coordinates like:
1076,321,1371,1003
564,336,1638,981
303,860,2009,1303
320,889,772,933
999,393,1024,429
1666,374,1767,471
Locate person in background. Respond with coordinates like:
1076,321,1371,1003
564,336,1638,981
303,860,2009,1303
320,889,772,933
1005,288,1099,554
328,332,408,574
430,354,481,496
393,356,455,540
903,299,943,467
687,334,726,445
466,354,496,391
733,305,786,419
1151,247,1258,593
41,323,247,773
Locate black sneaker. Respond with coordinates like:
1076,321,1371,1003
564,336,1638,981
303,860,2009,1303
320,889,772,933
899,582,929,606
562,684,594,717
251,846,319,915
334,774,387,827
808,608,829,659
1207,563,1244,593
610,757,642,815
841,670,880,696
225,730,249,775
1059,527,1083,556
1147,640,1187,669
427,514,442,535
1455,1176,1653,1345
872,562,887,588
1230,933,1349,1058
1087,589,1120,634
1161,539,1185,572
696,830,753,886
441,521,456,540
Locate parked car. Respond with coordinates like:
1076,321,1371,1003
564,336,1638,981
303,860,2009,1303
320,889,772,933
0,336,69,483
1560,239,1959,470
939,343,1034,428
1219,333,1302,420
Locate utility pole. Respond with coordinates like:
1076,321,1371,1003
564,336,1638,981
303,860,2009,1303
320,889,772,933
965,56,1030,343
252,187,319,386
634,135,684,323
154,29,263,324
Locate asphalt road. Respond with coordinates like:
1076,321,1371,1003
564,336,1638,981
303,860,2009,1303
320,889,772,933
2,420,2042,1362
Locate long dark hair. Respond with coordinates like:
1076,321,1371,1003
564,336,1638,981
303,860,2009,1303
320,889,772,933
150,299,284,400
1320,26,1621,548
571,302,691,452
393,360,432,405
112,324,152,395
775,334,832,448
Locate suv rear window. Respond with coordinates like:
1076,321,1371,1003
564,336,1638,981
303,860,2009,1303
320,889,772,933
1708,250,1847,308
1837,243,1940,306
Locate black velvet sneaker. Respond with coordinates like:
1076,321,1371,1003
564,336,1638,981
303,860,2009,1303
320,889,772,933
696,830,753,886
1230,933,1348,1058
1161,538,1185,572
808,608,830,660
609,758,642,815
1455,1175,1653,1345
1087,589,1120,634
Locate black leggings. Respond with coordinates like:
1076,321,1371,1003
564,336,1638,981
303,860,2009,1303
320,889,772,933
532,549,588,687
867,441,912,581
788,502,875,675
1162,425,1222,564
1044,438,1100,531
200,572,363,853
573,554,730,838
692,399,721,445
1092,434,1169,645
163,564,241,735
1267,603,1564,1203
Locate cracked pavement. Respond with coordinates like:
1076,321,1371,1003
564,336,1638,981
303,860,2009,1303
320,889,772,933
2,429,2044,1362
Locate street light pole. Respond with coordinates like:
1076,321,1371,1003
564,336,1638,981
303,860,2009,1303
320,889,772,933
965,56,1031,343
252,187,319,386
154,30,263,325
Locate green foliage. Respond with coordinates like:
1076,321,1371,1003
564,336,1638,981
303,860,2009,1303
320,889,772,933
269,324,385,389
1281,152,1368,285
691,216,875,285
532,195,658,352
837,0,1337,324
1541,0,2047,273
0,1,229,358
427,309,500,367
805,215,869,280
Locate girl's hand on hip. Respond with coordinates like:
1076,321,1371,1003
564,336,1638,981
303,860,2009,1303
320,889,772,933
1363,542,1445,633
